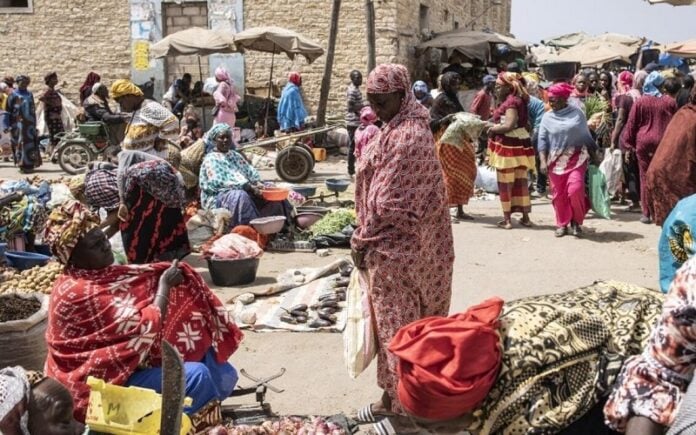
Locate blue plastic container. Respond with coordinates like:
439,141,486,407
291,186,317,198
5,251,50,271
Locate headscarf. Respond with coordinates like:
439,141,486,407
659,194,696,293
0,83,7,93
497,72,529,101
440,72,461,99
547,83,574,100
634,70,648,93
43,200,101,264
43,71,57,85
288,72,302,87
617,71,634,94
80,72,101,99
483,75,496,86
0,367,45,435
204,123,232,153
366,63,429,123
91,82,104,95
643,71,665,97
412,80,429,96
389,298,504,420
359,106,377,125
110,79,144,99
215,66,231,84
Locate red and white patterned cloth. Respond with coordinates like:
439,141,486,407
45,262,243,422
352,64,455,414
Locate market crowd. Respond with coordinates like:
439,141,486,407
1,52,696,435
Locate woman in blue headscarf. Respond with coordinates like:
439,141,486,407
277,72,307,132
412,80,433,108
658,194,696,293
178,124,230,198
622,71,678,224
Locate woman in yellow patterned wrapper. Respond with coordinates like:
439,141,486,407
658,194,696,293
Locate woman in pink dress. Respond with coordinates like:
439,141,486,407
213,67,240,130
351,63,454,426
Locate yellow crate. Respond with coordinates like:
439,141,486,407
312,148,327,161
85,376,192,435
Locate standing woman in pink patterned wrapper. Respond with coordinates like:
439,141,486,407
213,67,240,130
351,63,454,425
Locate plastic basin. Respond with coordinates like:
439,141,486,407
296,206,331,216
296,212,323,230
325,178,350,193
261,187,289,202
207,257,260,287
291,186,317,198
250,216,286,235
5,251,50,271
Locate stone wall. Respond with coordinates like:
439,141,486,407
243,0,511,116
0,0,131,104
162,1,210,87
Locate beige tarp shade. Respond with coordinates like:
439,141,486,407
664,39,696,57
232,26,325,64
150,27,237,58
542,32,590,49
647,0,696,5
554,41,637,66
417,30,527,62
543,32,643,50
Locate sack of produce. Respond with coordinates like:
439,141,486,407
0,292,48,370
588,165,612,220
599,149,623,197
344,269,376,379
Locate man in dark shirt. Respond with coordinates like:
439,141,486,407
82,83,128,144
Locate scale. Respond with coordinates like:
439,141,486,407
292,178,353,207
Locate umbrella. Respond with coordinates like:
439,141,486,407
232,26,325,133
232,26,325,63
554,41,637,67
417,30,526,63
664,39,696,57
150,27,237,58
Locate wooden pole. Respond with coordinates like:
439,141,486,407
316,0,341,129
365,0,376,73
198,55,207,130
264,47,276,136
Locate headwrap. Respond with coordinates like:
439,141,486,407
288,72,302,87
91,82,104,95
659,194,696,293
0,367,45,435
497,72,529,101
366,63,430,123
547,83,575,100
215,66,231,84
617,71,634,94
43,71,57,85
203,123,233,153
412,80,429,95
80,72,101,99
643,71,665,97
43,200,101,264
389,298,504,420
440,72,461,99
359,106,377,125
110,79,144,99
68,174,86,199
482,75,497,85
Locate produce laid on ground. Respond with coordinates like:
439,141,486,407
0,294,42,322
0,262,62,294
309,209,356,237
207,416,347,435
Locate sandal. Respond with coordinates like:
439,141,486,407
497,220,512,230
357,404,391,424
517,218,533,228
555,227,567,238
373,419,397,435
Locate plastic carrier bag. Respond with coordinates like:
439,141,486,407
588,165,612,219
343,269,376,379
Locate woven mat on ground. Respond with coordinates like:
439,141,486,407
233,274,346,332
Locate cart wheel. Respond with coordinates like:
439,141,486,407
276,146,313,183
57,142,94,175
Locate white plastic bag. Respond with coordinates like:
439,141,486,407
475,165,499,194
344,269,376,379
208,233,263,260
599,149,623,197
109,232,127,265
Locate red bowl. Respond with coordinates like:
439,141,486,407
261,188,289,202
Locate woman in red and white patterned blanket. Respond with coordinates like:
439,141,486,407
42,200,243,429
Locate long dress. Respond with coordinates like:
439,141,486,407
213,80,240,129
351,95,454,414
431,93,477,207
39,87,64,147
622,95,678,218
277,83,308,132
644,104,696,225
4,89,41,171
488,95,536,217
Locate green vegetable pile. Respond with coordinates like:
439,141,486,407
310,209,356,236
584,95,609,120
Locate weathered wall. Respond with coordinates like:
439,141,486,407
162,1,210,85
0,0,131,103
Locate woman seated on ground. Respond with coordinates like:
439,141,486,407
370,281,664,435
199,125,292,229
0,366,84,435
117,149,190,264
179,124,228,200
43,201,243,429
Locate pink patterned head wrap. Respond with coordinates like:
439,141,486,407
366,63,410,94
547,83,575,100
617,71,634,94
288,72,302,87
496,72,529,101
360,106,378,125
215,67,231,83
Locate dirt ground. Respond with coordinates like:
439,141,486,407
0,156,662,420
